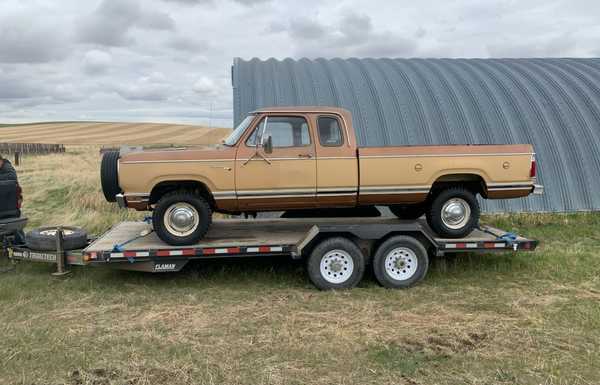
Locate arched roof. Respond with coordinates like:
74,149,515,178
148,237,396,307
232,57,600,212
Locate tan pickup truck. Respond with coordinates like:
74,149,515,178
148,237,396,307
101,107,542,245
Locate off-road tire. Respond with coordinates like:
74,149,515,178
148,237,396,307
307,237,365,290
26,226,88,251
101,151,120,202
389,204,426,220
372,236,429,289
426,187,480,238
153,191,212,246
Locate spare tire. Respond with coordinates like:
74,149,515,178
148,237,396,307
26,226,88,251
101,151,120,202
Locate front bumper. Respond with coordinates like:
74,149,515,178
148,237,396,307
532,184,544,195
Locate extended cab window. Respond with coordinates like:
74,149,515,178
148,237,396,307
317,116,343,146
246,116,310,148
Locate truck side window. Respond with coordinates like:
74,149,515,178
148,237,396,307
317,117,343,146
264,116,311,147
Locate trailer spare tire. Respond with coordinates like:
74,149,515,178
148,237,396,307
101,151,120,202
26,226,88,251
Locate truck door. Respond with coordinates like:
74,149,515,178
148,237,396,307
314,115,358,207
235,114,317,210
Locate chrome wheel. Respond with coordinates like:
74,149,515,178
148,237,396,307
39,228,75,237
441,197,471,230
320,249,354,284
163,202,200,237
384,247,418,281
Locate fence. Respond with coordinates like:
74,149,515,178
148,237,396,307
0,143,65,155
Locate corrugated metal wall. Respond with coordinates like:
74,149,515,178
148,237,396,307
232,57,600,213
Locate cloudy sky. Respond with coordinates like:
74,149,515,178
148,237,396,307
1,0,598,127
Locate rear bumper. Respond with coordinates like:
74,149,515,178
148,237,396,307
116,193,150,210
0,216,28,235
532,184,544,195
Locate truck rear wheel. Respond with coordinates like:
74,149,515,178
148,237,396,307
373,236,429,289
426,187,480,238
153,191,212,246
307,237,365,290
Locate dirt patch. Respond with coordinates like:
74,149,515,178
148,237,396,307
400,331,488,356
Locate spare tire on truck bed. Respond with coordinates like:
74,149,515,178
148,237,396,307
26,226,88,251
101,151,120,202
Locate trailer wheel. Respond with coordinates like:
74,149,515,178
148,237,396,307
426,187,480,238
307,237,365,290
153,191,212,246
26,226,88,251
373,236,429,289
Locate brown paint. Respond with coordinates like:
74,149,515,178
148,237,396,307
238,196,317,210
486,188,532,199
359,193,428,206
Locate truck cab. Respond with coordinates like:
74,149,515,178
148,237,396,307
226,107,358,211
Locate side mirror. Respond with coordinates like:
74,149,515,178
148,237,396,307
263,135,273,154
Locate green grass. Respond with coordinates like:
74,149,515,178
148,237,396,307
1,150,599,384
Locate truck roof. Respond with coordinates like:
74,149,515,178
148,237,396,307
251,106,351,116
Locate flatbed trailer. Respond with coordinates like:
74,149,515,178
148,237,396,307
5,218,538,290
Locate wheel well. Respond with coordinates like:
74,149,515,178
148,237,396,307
149,181,215,207
431,173,486,196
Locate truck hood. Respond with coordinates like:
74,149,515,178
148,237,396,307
119,145,236,163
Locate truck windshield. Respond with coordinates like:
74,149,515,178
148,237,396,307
223,115,255,146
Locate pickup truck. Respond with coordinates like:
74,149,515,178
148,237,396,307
101,107,542,245
0,180,27,241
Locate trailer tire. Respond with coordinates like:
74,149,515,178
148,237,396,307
373,236,429,289
26,226,88,251
153,191,212,246
426,187,480,238
101,151,120,202
307,237,365,290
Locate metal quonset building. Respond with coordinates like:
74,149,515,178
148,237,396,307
232,57,600,213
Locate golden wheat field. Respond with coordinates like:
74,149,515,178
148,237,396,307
0,122,231,145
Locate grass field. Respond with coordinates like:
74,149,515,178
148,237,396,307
1,149,599,385
0,122,231,145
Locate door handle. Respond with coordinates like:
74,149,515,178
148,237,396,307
298,153,312,158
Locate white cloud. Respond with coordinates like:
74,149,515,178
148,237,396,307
83,50,112,75
78,0,175,47
0,12,71,63
1,0,599,126
193,76,218,95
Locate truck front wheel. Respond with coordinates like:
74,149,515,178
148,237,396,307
153,191,212,246
426,187,480,238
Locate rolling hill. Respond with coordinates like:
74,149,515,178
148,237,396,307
0,122,231,145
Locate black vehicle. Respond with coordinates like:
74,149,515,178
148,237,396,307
0,180,27,242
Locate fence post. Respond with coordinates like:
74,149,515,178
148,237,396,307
14,151,20,166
